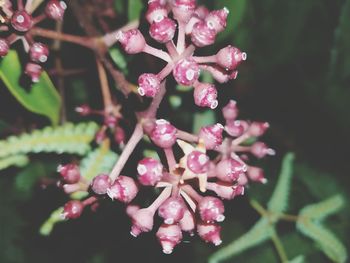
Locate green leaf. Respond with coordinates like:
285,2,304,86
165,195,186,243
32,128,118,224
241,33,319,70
214,0,247,42
209,219,273,263
109,47,128,74
0,51,61,125
288,255,305,263
267,153,295,217
39,207,64,236
128,0,143,21
0,122,98,161
192,110,216,133
0,155,29,170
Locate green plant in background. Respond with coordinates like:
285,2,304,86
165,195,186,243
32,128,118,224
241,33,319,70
209,154,347,263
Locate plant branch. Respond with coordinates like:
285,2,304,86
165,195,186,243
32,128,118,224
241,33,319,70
96,58,113,111
271,231,289,262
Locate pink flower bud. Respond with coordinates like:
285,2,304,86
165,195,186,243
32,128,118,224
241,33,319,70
215,158,246,182
205,8,229,33
222,100,238,121
62,200,84,219
75,104,91,116
185,15,201,34
45,0,67,21
191,21,216,47
24,63,42,82
193,83,218,109
173,58,200,86
95,129,106,144
179,209,195,234
207,161,217,178
29,42,49,63
171,0,196,23
137,157,163,186
198,196,225,223
138,73,161,97
197,221,222,246
225,120,249,137
150,119,177,148
247,166,267,183
237,173,249,186
104,115,118,128
117,29,146,54
91,174,111,195
187,150,210,174
130,208,155,237
251,142,275,159
126,204,140,217
206,182,244,200
248,122,270,137
158,197,186,224
11,10,33,32
57,164,81,184
216,45,247,71
156,224,183,254
199,123,224,150
149,17,176,43
107,176,138,203
146,1,168,23
114,127,126,145
195,6,210,19
0,39,9,57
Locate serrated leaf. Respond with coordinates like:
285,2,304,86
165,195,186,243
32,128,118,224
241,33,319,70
0,155,29,170
288,255,305,263
192,110,216,134
0,51,61,125
267,153,294,217
209,219,273,263
128,0,143,21
0,122,98,162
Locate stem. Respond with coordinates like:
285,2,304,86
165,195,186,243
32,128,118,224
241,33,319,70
164,148,177,172
109,124,144,182
232,133,251,146
142,80,167,118
82,196,98,206
148,186,172,212
143,44,172,63
33,14,47,25
176,130,198,143
157,63,174,81
176,21,186,53
165,41,179,58
181,185,202,202
17,0,24,10
278,213,300,222
26,0,44,14
102,20,140,47
30,27,95,49
271,232,289,262
250,199,268,217
193,55,217,64
96,58,113,111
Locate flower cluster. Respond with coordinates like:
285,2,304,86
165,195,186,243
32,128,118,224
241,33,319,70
0,0,66,81
116,0,246,109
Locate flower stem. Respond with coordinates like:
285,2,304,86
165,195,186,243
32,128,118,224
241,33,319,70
271,231,289,263
96,58,113,111
148,187,172,212
176,21,186,53
193,55,217,64
176,130,198,143
164,148,177,172
143,44,172,63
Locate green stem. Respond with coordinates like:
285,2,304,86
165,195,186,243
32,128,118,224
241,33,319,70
271,231,289,262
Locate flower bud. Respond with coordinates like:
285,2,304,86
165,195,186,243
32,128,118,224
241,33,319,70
247,166,267,184
24,63,42,82
185,15,201,34
156,224,183,254
206,182,244,200
107,176,138,203
149,17,177,43
179,209,195,234
104,115,118,128
57,163,81,184
195,6,210,19
75,104,91,116
29,42,49,63
173,58,200,86
197,221,222,246
205,8,229,33
251,142,275,159
193,83,218,109
137,157,163,186
216,45,247,71
199,123,224,150
91,174,111,195
191,21,216,47
0,39,9,57
146,1,168,23
138,73,161,97
45,0,67,21
158,197,186,224
126,204,140,217
117,29,146,54
215,158,246,182
114,127,126,145
187,150,210,174
222,100,238,121
225,120,249,137
150,119,177,148
62,200,84,219
171,0,196,23
198,196,225,223
130,208,155,237
11,10,33,32
248,122,270,137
